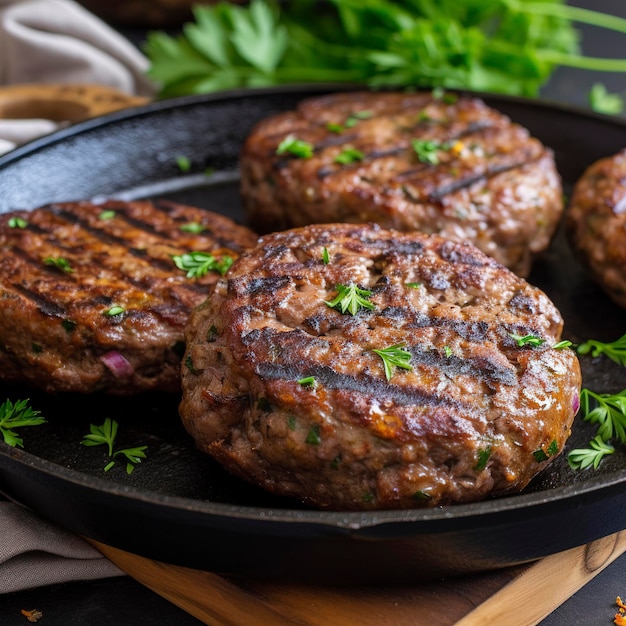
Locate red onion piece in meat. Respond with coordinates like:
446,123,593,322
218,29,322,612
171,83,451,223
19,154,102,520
100,351,134,378
572,392,580,415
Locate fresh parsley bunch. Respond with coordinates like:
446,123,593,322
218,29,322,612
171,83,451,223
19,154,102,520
145,0,626,101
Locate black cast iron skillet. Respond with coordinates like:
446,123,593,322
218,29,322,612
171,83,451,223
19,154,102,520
0,85,624,585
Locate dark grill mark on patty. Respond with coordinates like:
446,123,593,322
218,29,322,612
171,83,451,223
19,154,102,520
255,361,464,409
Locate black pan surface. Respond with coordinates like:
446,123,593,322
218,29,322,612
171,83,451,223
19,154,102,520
0,86,625,585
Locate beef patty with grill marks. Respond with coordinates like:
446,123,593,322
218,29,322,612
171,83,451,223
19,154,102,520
180,223,581,510
0,199,257,394
240,90,563,277
567,148,626,309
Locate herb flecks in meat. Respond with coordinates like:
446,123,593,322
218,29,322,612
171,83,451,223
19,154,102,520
371,344,413,382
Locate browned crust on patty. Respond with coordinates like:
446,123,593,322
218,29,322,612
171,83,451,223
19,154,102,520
240,90,563,277
567,148,626,309
0,199,258,394
180,223,581,510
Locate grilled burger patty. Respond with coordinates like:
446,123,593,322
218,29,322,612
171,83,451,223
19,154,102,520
0,199,257,394
180,223,581,510
240,90,563,277
567,149,626,309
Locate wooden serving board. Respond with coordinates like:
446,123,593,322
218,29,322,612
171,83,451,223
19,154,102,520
90,531,626,626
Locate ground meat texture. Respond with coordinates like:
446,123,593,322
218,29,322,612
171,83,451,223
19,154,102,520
240,90,563,278
567,149,626,309
0,199,258,394
180,223,581,510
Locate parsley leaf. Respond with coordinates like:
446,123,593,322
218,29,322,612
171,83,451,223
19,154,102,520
509,333,546,348
589,82,624,115
43,256,73,273
173,251,233,277
334,146,365,164
577,334,626,368
371,343,413,381
0,399,46,448
568,435,615,470
412,139,446,164
325,283,375,315
81,418,147,474
276,135,314,158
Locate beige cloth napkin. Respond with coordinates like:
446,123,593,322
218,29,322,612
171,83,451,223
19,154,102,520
0,501,124,592
0,0,156,154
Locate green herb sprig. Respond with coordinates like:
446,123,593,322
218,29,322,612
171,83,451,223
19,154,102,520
81,418,147,474
577,333,626,368
0,399,46,448
568,388,626,470
371,343,413,381
325,283,375,315
276,135,314,159
509,333,546,348
173,251,233,277
43,256,74,273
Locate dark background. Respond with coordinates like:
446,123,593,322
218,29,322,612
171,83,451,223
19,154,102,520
0,1,625,624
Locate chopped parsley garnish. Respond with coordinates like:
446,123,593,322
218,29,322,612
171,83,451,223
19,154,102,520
62,319,77,332
173,251,233,277
81,418,147,474
98,210,116,220
43,256,73,273
8,216,28,228
105,305,125,317
577,333,626,367
371,343,413,381
180,222,206,234
306,424,321,445
412,490,433,502
553,340,573,350
589,82,624,115
533,439,559,462
207,324,219,342
345,110,373,127
176,155,192,172
509,333,546,348
405,282,422,289
326,122,344,134
325,283,375,315
474,446,492,472
443,345,453,358
411,139,450,165
297,376,317,388
276,135,314,159
334,146,365,165
184,355,197,373
0,399,46,448
287,415,297,431
321,247,330,265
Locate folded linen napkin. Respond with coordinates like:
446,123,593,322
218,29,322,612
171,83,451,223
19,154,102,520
0,0,156,154
0,501,124,593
